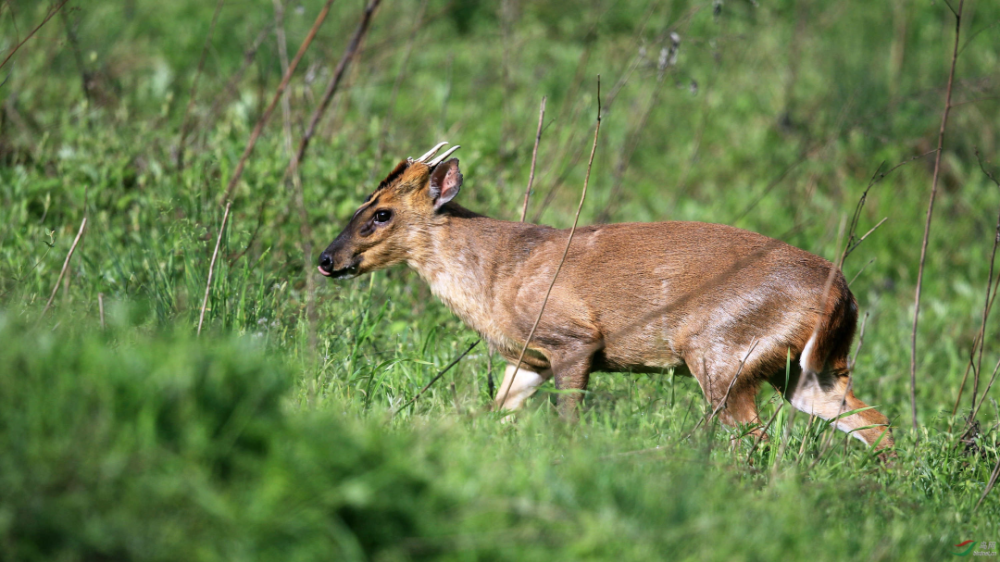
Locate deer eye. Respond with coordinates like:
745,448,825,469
373,209,392,224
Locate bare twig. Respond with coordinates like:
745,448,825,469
220,0,338,204
840,151,937,268
39,217,86,321
969,356,1000,427
393,339,480,415
968,149,1000,420
910,0,964,432
198,0,337,335
976,455,1000,512
176,0,225,171
848,258,875,287
284,0,382,182
520,96,547,222
500,76,602,408
0,0,69,72
284,0,380,351
959,19,1000,56
197,201,230,335
271,0,319,352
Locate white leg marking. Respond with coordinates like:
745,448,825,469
495,364,549,412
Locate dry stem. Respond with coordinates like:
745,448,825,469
197,201,230,335
910,0,964,432
197,0,337,335
283,0,382,181
520,96,547,222
393,340,480,416
0,0,70,72
39,216,86,321
500,76,601,408
219,0,337,204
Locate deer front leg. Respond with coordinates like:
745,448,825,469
495,364,552,412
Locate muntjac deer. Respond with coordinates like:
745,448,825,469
319,143,894,454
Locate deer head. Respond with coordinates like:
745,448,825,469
317,143,463,279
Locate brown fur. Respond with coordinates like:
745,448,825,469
319,157,894,453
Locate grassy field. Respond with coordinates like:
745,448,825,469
1,0,999,559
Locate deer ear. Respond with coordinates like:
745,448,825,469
428,158,463,211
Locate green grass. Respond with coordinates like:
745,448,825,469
1,0,999,559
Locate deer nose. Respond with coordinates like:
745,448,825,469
318,252,334,273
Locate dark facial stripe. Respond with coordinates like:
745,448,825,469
352,194,380,220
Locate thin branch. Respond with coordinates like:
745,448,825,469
976,455,1000,512
958,19,1000,56
969,356,1000,427
198,0,338,335
219,0,338,204
177,0,226,172
39,216,86,321
0,0,69,72
840,149,938,268
848,258,875,287
197,201,230,335
283,0,382,182
520,96,547,222
98,292,105,330
841,217,888,265
969,149,1000,419
392,339,480,416
951,334,981,424
272,0,319,352
910,0,964,432
500,76,602,408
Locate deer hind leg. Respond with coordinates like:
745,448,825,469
495,364,552,412
784,359,893,451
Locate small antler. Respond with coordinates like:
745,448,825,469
413,141,448,163
427,145,460,166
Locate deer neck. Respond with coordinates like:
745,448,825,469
404,208,510,341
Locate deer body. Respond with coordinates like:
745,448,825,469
319,144,894,453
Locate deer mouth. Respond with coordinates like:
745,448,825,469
318,258,361,279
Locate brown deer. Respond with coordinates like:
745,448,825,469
318,142,894,454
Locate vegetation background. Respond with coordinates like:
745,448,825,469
1,0,999,559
